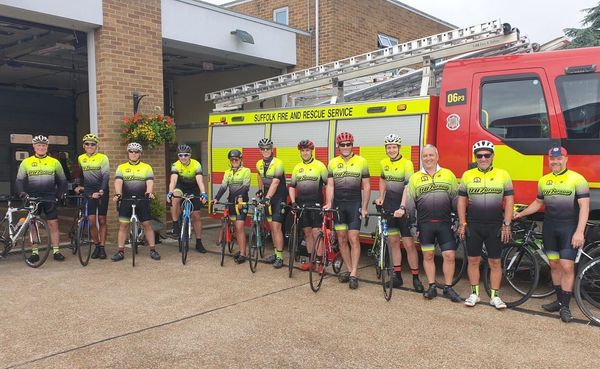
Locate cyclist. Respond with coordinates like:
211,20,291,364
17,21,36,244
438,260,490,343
457,140,514,309
402,144,461,302
325,132,370,289
513,146,590,322
289,139,328,272
111,142,160,261
15,135,68,262
375,134,424,292
74,133,109,259
167,144,208,253
255,138,287,269
211,149,251,264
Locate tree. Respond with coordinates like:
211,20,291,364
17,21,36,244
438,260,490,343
564,2,600,48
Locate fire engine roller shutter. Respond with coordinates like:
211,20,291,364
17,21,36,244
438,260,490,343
210,124,267,198
336,115,424,233
269,121,330,175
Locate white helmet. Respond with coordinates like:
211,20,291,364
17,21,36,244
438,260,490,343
384,134,401,146
127,142,143,152
472,140,494,154
32,135,49,144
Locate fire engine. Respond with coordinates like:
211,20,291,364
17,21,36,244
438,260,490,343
205,20,600,235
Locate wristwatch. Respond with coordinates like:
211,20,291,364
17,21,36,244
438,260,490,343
399,205,406,210
502,221,511,227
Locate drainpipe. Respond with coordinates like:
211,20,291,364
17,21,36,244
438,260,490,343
315,0,319,66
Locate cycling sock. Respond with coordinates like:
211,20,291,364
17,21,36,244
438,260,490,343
276,250,284,259
196,238,202,244
53,246,60,254
32,248,39,256
393,265,401,273
411,268,419,276
429,283,435,288
471,284,480,296
490,289,499,299
394,271,402,278
561,291,572,308
553,285,562,303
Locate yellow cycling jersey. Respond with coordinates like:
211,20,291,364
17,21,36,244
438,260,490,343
171,159,202,191
380,156,413,210
256,157,287,199
458,166,513,223
290,158,328,203
15,154,67,198
115,161,154,196
327,154,370,202
215,166,251,203
78,152,110,193
406,166,457,224
537,169,589,223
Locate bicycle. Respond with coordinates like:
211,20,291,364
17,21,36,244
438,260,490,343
67,194,100,266
247,198,269,273
574,253,600,326
118,195,149,267
212,201,238,266
366,204,395,301
0,195,52,268
281,202,308,278
308,206,343,292
174,193,200,265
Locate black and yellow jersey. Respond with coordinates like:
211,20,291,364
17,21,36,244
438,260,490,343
78,152,110,194
256,157,287,199
537,169,589,223
380,156,413,211
215,166,251,203
290,158,328,203
458,166,513,223
115,161,154,197
171,159,202,193
327,154,370,202
406,166,457,224
15,154,67,198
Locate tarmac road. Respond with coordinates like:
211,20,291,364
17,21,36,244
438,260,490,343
1,226,600,369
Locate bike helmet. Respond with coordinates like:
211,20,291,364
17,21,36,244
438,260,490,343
297,139,315,150
258,138,273,149
472,140,494,154
177,144,191,154
32,135,49,145
127,142,143,152
384,134,401,146
336,132,354,145
82,133,99,143
228,149,242,159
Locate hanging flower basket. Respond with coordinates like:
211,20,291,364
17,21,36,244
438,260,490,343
121,112,176,149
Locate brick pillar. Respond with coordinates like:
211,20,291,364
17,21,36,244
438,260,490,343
95,0,165,243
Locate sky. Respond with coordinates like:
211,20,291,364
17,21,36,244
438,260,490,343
205,0,599,43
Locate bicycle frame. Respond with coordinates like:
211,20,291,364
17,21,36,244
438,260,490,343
1,199,39,246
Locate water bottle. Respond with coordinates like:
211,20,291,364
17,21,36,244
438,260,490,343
16,217,26,229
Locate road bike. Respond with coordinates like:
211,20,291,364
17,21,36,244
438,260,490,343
248,198,268,273
308,206,343,292
175,193,201,265
366,204,395,301
67,194,100,266
0,195,52,268
213,201,238,266
282,202,309,278
574,253,600,325
118,195,149,267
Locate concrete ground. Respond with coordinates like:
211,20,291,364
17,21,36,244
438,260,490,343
1,225,600,369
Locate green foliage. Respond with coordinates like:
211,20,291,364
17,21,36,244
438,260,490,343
121,113,176,149
149,196,165,220
564,2,600,48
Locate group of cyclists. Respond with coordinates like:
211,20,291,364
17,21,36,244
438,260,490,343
13,130,590,323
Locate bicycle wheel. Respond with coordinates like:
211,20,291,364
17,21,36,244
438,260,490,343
332,253,343,274
309,232,325,292
0,219,11,257
130,221,138,267
483,244,539,308
69,216,78,255
575,257,600,326
258,220,268,258
288,222,298,278
227,222,235,253
249,226,259,273
451,237,468,286
219,221,227,266
529,246,554,298
180,217,189,265
76,217,93,266
381,237,393,301
21,218,51,268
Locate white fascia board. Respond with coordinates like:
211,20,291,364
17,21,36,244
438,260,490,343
0,0,102,30
163,0,299,67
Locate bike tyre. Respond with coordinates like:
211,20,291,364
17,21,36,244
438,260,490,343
381,237,393,301
288,222,298,278
21,218,51,268
76,218,93,266
574,257,600,326
131,221,138,267
309,232,325,292
249,226,258,273
180,217,189,265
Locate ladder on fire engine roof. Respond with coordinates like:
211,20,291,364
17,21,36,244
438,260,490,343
205,19,520,111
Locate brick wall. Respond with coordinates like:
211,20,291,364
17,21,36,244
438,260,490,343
95,0,165,242
230,0,452,70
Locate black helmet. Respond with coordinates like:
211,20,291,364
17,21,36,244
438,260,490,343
177,144,191,153
228,149,242,159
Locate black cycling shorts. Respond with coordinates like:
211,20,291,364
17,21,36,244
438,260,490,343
118,198,151,224
85,194,109,216
418,221,456,252
543,220,578,261
266,196,286,223
228,204,248,222
334,200,362,231
174,187,203,210
297,202,322,229
387,216,411,237
466,223,503,259
34,200,58,221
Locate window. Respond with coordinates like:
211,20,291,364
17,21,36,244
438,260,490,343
556,73,600,139
377,33,399,49
480,76,550,139
273,7,288,25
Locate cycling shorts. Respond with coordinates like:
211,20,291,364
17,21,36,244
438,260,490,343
266,196,286,223
418,221,456,252
228,204,248,222
33,199,58,221
334,200,362,231
297,202,322,229
387,216,411,237
118,198,151,224
85,194,109,216
466,223,503,259
542,220,578,261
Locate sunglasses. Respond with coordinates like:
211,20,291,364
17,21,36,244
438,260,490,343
230,158,240,162
339,142,352,148
84,142,97,147
259,148,272,151
128,150,141,154
476,153,492,159
178,153,190,158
